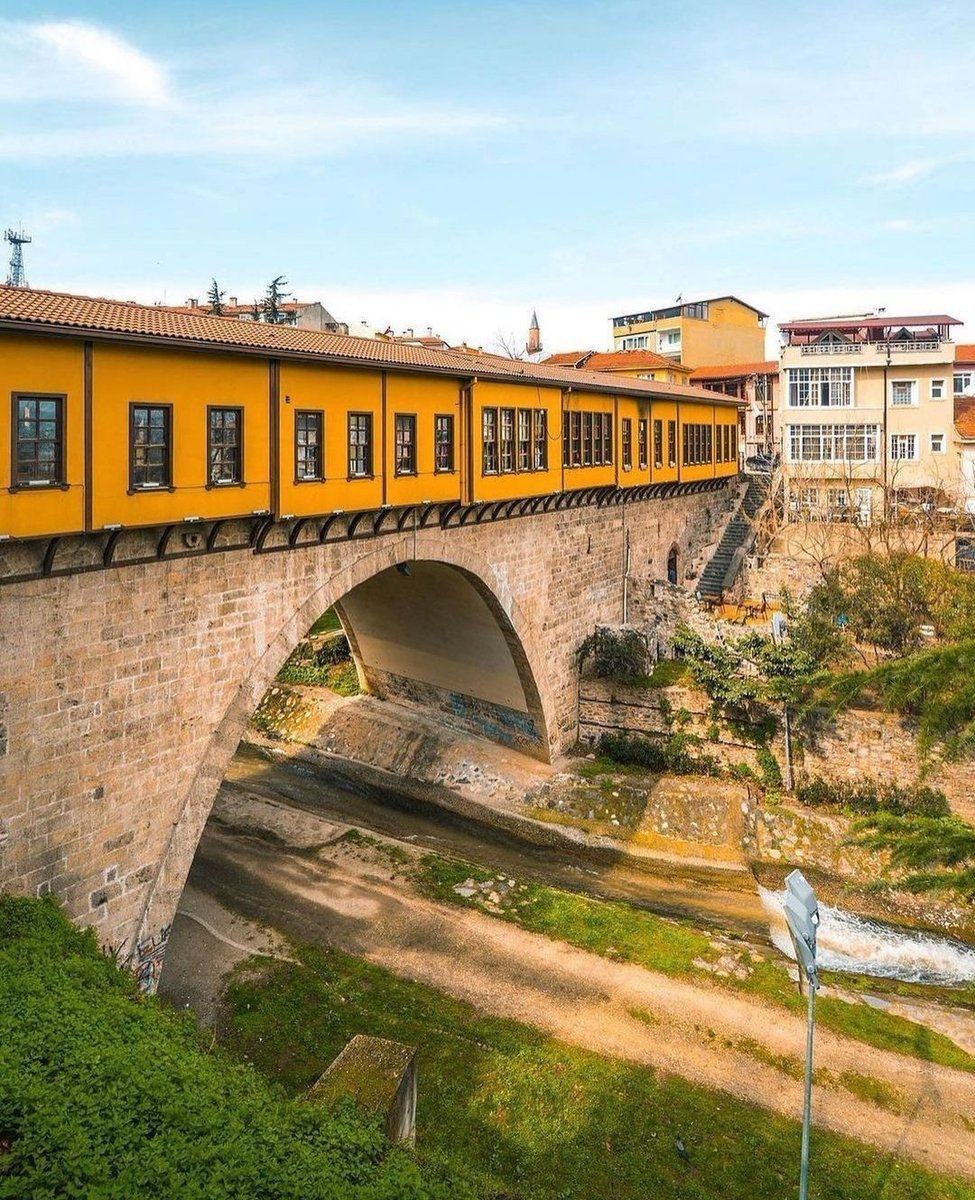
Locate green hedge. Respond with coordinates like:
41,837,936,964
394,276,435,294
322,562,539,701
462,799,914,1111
598,731,722,777
794,776,950,818
0,895,466,1200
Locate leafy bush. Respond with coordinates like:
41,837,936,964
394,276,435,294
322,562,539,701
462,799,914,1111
795,776,949,818
598,731,722,777
849,814,975,900
578,627,648,682
315,636,351,667
0,895,466,1200
755,745,783,791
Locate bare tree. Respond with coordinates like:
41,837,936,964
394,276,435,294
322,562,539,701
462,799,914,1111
493,329,525,360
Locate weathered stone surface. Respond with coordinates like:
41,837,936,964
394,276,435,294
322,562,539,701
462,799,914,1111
0,489,731,973
310,1034,417,1145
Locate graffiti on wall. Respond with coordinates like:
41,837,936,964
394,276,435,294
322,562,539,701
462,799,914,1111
133,922,171,992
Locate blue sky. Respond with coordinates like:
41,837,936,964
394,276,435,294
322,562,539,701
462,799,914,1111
2,1,975,353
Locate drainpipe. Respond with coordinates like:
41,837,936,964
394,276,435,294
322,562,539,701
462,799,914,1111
882,343,891,510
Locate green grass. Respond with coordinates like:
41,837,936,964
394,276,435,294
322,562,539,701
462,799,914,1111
277,658,361,695
640,659,691,688
220,939,974,1200
0,895,459,1200
309,607,343,635
411,853,975,1074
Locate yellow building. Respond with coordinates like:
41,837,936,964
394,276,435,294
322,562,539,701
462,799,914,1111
0,286,742,543
610,296,768,369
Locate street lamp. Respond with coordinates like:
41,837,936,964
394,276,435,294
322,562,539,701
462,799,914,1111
783,869,820,1200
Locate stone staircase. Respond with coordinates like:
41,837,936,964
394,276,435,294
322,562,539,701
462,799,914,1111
695,475,769,600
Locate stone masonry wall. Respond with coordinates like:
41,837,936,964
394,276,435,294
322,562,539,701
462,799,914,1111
0,485,731,982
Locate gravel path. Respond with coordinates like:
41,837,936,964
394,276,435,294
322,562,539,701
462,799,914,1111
171,811,975,1182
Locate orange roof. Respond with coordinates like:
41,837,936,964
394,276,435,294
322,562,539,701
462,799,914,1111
0,286,741,406
541,348,690,373
956,397,975,439
954,343,975,365
160,300,311,316
691,360,779,381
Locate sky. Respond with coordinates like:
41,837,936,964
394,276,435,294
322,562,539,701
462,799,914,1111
2,0,975,356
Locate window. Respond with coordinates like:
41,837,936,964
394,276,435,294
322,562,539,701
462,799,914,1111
517,409,532,470
570,411,582,466
661,329,681,347
13,394,64,486
434,414,454,472
394,414,416,475
621,334,648,350
500,408,515,472
930,432,946,454
955,372,974,396
681,422,713,466
653,419,663,468
348,412,373,477
622,418,633,469
582,412,593,466
890,433,917,460
533,410,548,470
483,408,499,474
638,419,648,469
563,410,612,468
295,411,323,481
787,367,854,408
208,407,242,485
667,419,677,467
890,380,917,407
131,404,171,489
931,379,945,400
787,423,879,463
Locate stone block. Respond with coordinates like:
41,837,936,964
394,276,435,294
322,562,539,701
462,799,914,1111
309,1034,417,1145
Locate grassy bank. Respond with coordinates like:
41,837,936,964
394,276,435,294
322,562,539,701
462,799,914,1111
221,939,973,1200
0,895,462,1199
412,852,975,1073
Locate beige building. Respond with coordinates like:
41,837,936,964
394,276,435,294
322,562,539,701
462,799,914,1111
779,313,963,522
954,344,975,516
610,295,768,368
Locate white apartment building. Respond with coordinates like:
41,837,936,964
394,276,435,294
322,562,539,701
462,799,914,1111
778,313,963,523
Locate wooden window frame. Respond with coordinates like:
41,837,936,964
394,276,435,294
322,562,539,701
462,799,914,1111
516,408,532,471
667,419,677,467
653,418,663,469
434,413,455,473
500,407,515,473
295,409,325,483
129,402,174,492
206,405,245,488
602,413,613,465
562,410,571,468
394,412,417,476
622,417,633,470
11,392,67,491
638,418,648,470
482,407,499,475
533,409,548,471
348,411,374,479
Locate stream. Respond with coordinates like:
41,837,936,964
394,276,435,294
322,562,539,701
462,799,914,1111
760,886,975,985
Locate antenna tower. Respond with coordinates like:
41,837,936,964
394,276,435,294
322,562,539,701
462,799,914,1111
5,227,31,287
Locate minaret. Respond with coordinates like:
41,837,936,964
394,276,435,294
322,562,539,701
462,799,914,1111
526,310,542,357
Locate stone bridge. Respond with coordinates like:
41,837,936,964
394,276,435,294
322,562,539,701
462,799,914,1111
0,484,730,985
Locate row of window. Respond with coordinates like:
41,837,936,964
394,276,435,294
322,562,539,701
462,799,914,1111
787,423,948,464
11,393,739,490
787,369,953,408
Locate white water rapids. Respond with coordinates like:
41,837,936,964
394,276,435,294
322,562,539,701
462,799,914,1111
759,887,975,985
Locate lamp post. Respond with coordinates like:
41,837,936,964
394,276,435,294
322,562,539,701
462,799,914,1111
783,869,820,1200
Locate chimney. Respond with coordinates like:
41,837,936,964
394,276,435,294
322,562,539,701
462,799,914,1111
188,298,198,308
229,296,238,306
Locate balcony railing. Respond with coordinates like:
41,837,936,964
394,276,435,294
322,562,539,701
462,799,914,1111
798,343,862,355
876,340,942,353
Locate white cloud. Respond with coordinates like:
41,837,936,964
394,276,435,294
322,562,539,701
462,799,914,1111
863,157,962,187
0,20,171,108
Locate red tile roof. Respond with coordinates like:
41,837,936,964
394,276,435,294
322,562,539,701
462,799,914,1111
541,349,690,373
780,314,962,332
956,397,975,439
541,350,594,367
0,286,739,405
954,343,975,365
691,360,779,381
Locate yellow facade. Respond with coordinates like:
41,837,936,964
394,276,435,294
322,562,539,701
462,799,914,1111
612,297,767,369
0,326,741,541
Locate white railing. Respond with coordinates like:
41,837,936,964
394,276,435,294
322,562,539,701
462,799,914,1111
799,343,862,355
876,340,942,353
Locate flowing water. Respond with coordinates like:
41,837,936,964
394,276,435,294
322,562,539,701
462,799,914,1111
760,886,975,985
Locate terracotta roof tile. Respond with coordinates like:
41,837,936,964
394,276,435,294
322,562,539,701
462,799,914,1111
955,397,975,439
691,360,779,381
954,343,975,365
0,286,738,405
541,350,594,367
584,350,691,373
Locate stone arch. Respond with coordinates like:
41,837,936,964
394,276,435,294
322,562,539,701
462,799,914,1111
133,534,557,967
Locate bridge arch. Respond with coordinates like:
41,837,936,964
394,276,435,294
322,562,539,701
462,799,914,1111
134,534,557,970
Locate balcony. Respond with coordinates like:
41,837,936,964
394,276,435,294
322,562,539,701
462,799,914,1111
876,340,943,353
799,343,862,355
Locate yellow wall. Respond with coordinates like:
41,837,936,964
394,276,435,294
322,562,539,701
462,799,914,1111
0,333,86,538
650,399,679,484
279,362,382,517
473,380,563,502
614,299,766,369
91,344,270,530
385,374,463,506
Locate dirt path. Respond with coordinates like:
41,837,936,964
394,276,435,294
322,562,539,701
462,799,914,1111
174,806,975,1182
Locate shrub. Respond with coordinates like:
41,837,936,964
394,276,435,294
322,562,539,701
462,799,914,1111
578,627,648,682
597,731,722,777
795,776,949,818
755,746,783,792
315,635,351,667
